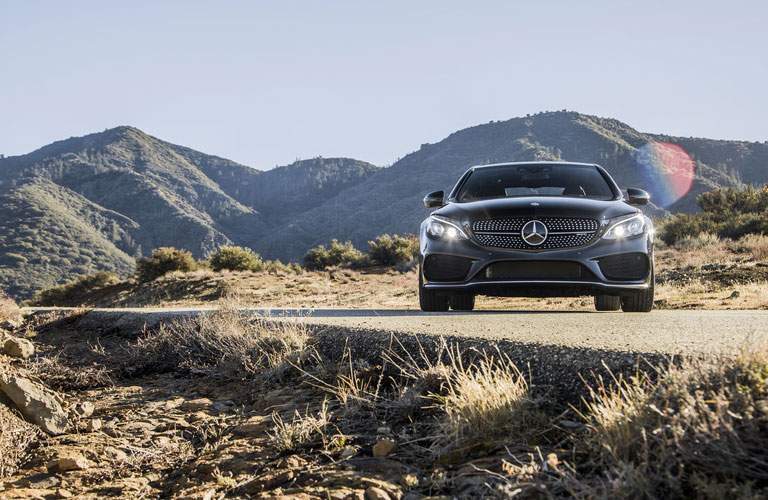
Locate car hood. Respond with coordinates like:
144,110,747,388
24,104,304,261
433,197,636,222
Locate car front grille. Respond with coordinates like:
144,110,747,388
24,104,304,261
471,217,600,250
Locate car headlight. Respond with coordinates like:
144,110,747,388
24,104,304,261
602,214,647,240
426,216,469,240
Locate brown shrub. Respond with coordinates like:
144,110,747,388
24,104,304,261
0,293,21,326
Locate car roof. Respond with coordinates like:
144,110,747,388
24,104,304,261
468,161,600,170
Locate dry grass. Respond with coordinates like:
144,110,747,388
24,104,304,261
733,234,768,261
30,352,114,391
0,293,21,325
268,400,333,452
431,348,543,449
0,402,41,478
123,303,309,383
578,347,768,497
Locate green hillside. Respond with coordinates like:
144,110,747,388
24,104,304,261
0,127,377,298
1,112,765,298
256,111,763,259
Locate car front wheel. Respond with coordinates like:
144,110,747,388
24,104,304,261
419,270,449,312
594,295,621,311
450,293,475,311
621,271,655,313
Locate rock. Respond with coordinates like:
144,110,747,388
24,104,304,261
340,445,358,460
365,486,391,500
86,418,102,432
73,401,95,418
188,411,211,422
372,438,396,457
400,474,419,488
0,318,22,331
47,453,91,472
212,400,234,412
16,472,60,489
180,398,213,412
546,453,559,470
558,419,584,430
0,372,69,435
103,446,129,462
240,470,295,493
1,335,35,359
729,290,741,299
56,489,74,498
231,415,269,437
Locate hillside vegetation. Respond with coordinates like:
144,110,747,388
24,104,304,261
0,126,377,299
2,111,768,299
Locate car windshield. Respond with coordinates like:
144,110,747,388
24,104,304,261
456,164,616,202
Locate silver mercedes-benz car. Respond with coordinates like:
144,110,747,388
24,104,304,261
418,161,654,312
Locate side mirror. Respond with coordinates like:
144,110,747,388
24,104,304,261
626,188,650,206
423,190,445,208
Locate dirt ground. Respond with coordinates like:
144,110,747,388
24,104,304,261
44,247,768,311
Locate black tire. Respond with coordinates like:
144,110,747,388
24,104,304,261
594,295,621,311
450,293,475,311
621,272,655,313
419,270,449,312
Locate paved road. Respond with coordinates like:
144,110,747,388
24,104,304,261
29,307,768,355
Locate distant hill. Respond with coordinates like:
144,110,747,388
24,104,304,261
1,112,766,298
0,127,377,298
258,112,767,259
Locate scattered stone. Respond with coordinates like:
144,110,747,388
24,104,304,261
232,415,269,437
188,411,211,422
0,318,22,331
240,469,295,493
56,489,74,498
0,372,69,435
103,446,129,462
373,438,396,457
546,453,559,470
86,418,103,432
400,474,419,488
180,398,213,412
1,335,35,359
16,472,60,489
73,401,95,418
558,419,584,430
212,400,234,412
47,453,92,472
365,486,391,500
164,397,185,409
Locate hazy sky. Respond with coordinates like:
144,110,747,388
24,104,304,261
2,1,766,169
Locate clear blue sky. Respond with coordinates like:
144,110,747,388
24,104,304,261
1,1,765,169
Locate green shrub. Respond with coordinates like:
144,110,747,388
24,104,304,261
367,233,419,266
209,245,264,272
136,247,197,282
659,185,768,245
303,240,364,270
31,272,119,306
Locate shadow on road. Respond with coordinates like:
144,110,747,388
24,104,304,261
243,308,596,318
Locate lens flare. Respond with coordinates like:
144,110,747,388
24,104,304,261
635,142,695,208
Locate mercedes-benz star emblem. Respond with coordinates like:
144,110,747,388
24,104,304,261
521,220,548,246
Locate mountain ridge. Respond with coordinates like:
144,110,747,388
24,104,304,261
1,111,766,298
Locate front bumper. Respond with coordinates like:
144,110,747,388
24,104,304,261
420,230,653,297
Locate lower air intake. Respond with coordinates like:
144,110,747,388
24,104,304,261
423,254,473,282
599,253,650,281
